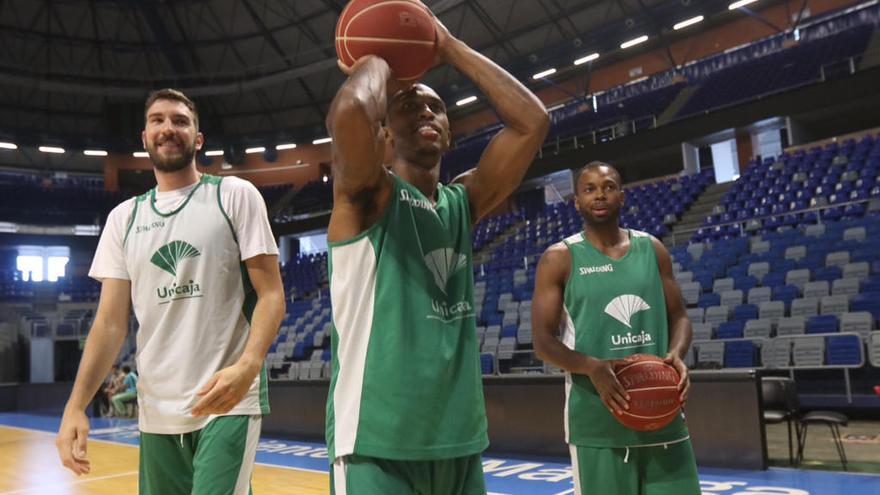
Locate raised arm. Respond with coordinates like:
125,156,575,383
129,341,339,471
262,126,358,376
443,22,550,222
532,243,629,415
326,56,403,241
56,278,132,475
651,236,692,402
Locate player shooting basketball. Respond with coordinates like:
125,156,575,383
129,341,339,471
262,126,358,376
324,2,549,493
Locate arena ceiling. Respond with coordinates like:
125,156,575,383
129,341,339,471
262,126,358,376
0,0,769,153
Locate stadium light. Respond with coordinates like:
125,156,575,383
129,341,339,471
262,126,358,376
84,150,108,157
39,146,65,154
673,16,704,30
531,68,557,80
574,53,600,65
205,150,224,157
133,151,149,158
620,35,649,49
245,146,266,154
456,96,478,107
275,143,297,150
0,142,17,150
312,137,332,145
729,0,759,9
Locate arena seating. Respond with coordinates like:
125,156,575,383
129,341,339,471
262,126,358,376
269,129,879,397
273,180,333,223
441,6,879,180
0,171,123,225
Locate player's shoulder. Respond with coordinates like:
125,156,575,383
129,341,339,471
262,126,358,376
107,196,138,221
536,241,572,283
216,174,256,192
629,228,664,250
217,175,264,202
540,240,571,264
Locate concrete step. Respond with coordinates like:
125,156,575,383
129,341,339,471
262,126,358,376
858,29,880,71
657,85,700,125
661,181,735,246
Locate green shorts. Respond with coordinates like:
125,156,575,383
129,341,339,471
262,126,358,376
330,453,487,495
139,415,262,495
570,438,700,495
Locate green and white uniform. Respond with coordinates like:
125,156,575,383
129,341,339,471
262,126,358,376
327,174,488,493
560,230,699,495
90,174,277,495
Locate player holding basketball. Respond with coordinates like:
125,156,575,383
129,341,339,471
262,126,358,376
531,162,700,494
325,6,549,495
55,89,285,495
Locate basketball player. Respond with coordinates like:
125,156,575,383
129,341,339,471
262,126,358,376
55,89,285,495
531,162,700,494
325,10,549,495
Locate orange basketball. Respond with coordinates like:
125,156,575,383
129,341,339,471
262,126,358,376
335,0,437,81
613,354,682,431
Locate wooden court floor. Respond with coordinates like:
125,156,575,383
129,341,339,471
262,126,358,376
0,426,329,495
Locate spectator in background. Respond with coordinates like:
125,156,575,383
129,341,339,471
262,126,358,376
94,364,123,417
111,365,138,418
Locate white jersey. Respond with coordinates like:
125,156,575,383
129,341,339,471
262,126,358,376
90,174,278,434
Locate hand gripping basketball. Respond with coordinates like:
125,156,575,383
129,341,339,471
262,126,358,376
612,354,683,432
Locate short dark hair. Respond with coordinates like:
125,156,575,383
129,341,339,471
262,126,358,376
575,161,622,187
144,88,199,131
122,365,131,373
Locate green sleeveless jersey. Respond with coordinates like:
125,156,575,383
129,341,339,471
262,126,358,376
561,230,688,447
326,174,488,461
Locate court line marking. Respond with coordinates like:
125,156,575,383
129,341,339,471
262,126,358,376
6,421,880,487
0,424,327,474
0,425,512,493
0,471,138,495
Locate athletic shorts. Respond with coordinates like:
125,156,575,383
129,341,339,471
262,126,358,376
330,453,487,495
569,438,700,495
139,415,261,495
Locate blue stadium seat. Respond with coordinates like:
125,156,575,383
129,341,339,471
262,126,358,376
732,304,759,322
698,293,721,309
480,353,495,375
716,320,745,339
806,314,840,334
724,341,757,368
772,285,800,308
850,292,880,320
813,266,842,282
825,335,861,366
733,276,758,292
761,272,786,289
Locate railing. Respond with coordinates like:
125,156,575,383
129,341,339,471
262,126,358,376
537,115,658,158
820,56,858,81
693,331,868,402
666,197,877,246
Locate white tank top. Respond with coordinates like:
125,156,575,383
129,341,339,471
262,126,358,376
123,174,268,434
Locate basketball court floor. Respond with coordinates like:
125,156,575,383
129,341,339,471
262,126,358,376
1,413,878,495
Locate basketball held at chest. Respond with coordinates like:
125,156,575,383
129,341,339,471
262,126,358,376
613,354,683,432
335,0,438,81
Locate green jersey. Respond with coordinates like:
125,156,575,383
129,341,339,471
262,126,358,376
326,174,488,462
561,230,688,448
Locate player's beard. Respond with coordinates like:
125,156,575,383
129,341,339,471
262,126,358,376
147,137,197,173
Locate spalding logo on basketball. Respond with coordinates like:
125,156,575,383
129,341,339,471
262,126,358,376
613,354,682,431
335,0,438,81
